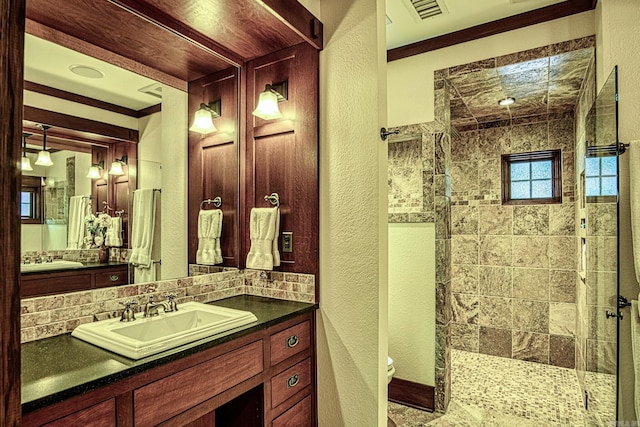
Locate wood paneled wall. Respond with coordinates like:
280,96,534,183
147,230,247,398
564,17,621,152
188,67,240,267
244,42,319,278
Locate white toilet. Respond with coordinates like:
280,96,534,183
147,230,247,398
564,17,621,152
387,356,395,384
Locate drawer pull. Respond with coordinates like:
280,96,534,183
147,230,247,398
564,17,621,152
286,335,299,348
287,373,299,389
109,275,119,282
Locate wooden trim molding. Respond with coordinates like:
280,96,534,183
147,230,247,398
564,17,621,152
387,0,595,61
388,378,435,412
1,0,25,424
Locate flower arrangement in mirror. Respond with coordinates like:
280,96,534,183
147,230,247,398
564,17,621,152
84,213,112,248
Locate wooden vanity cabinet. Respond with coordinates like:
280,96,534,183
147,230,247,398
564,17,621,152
22,312,316,427
20,264,129,297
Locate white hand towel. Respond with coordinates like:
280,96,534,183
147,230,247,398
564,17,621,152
246,207,280,270
129,189,157,268
105,216,123,247
67,196,87,249
273,208,280,267
196,209,223,265
630,141,640,284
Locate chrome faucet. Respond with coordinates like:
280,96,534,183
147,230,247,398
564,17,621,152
143,294,178,317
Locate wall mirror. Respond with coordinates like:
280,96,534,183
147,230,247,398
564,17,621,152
21,0,241,292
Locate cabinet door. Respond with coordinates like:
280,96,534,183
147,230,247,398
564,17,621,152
42,399,116,427
272,395,311,427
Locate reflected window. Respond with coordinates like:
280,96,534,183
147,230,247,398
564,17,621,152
501,150,562,205
585,155,617,197
20,176,43,224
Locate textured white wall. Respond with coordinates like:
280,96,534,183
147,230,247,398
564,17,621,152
388,223,435,386
160,87,188,281
317,0,388,425
387,11,596,127
596,0,640,422
138,112,163,190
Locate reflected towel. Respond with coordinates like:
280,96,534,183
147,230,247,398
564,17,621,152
67,196,88,249
105,216,123,247
129,189,157,268
196,209,223,265
630,141,640,284
135,263,157,284
631,301,640,418
246,207,280,270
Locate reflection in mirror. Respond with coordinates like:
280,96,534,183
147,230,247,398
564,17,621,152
21,28,240,290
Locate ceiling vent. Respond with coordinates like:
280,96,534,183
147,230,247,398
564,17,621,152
404,0,448,21
138,83,163,99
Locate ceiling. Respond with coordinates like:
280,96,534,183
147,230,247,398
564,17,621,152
448,45,594,130
386,0,568,50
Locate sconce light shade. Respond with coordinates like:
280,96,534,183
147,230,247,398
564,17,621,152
252,82,288,121
21,155,33,171
35,150,53,167
108,156,127,176
190,100,221,134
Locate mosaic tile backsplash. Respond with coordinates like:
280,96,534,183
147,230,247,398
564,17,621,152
20,269,315,343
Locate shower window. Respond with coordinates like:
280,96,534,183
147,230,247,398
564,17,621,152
501,150,562,205
585,154,617,200
20,175,43,224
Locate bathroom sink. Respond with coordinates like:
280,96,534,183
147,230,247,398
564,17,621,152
71,302,258,359
21,260,84,273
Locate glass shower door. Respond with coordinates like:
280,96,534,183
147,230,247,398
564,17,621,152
583,66,620,424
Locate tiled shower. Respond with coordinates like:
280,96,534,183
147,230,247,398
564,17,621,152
388,35,616,421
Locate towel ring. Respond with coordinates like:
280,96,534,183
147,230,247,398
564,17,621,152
200,197,222,209
264,193,280,207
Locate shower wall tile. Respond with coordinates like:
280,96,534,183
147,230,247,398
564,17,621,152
549,270,576,303
477,158,501,191
512,331,550,364
479,326,512,358
549,203,576,236
586,236,617,272
479,235,512,266
436,239,451,284
451,161,478,193
478,205,512,235
550,335,576,369
478,296,512,329
512,236,549,268
549,302,577,336
512,268,549,300
549,236,576,270
452,236,479,265
513,206,549,235
587,305,616,341
451,323,479,352
451,205,478,235
587,204,617,236
513,299,549,333
586,339,616,374
478,266,512,298
451,265,478,294
510,122,548,152
586,271,617,306
451,293,478,324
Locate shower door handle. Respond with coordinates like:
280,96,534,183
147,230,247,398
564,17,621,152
606,310,622,320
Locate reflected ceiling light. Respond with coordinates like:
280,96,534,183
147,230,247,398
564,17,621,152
69,64,104,79
189,100,221,134
252,81,288,120
35,124,53,167
498,97,516,106
86,160,104,179
108,156,127,176
21,132,33,171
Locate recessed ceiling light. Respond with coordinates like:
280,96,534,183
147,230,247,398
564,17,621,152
498,97,516,106
69,65,104,79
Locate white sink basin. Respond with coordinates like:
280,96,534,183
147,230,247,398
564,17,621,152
21,260,84,273
71,302,257,359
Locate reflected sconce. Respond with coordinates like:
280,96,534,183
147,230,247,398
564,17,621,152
189,100,221,134
21,132,33,171
35,124,53,167
86,160,104,179
498,97,516,106
252,81,288,120
108,156,127,176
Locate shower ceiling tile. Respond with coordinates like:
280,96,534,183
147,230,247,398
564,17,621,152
497,57,549,76
499,68,548,89
449,58,497,77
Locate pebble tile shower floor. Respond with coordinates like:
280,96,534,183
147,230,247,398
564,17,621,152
388,349,615,426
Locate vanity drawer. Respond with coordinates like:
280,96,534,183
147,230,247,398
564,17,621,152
94,267,128,288
272,395,312,427
271,358,311,409
133,340,263,427
270,320,310,366
41,398,116,427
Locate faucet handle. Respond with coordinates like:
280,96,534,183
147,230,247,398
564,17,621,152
119,300,137,322
164,293,178,312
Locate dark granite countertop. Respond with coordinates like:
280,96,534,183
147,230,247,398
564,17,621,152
21,295,317,414
20,261,128,276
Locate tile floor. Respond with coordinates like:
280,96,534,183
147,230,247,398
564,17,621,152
388,349,616,427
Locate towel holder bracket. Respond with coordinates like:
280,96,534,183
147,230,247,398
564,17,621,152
264,193,280,207
200,197,222,209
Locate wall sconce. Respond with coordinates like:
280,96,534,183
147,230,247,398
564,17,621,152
108,156,127,176
252,81,288,120
86,160,104,179
189,100,221,134
21,132,33,171
35,124,53,167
